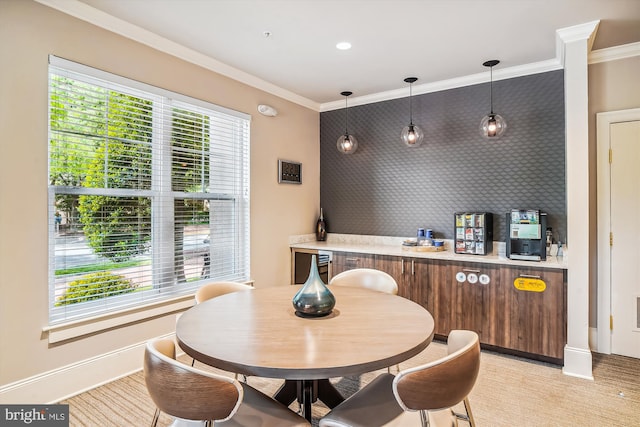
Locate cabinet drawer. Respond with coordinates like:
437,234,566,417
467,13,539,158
332,252,375,275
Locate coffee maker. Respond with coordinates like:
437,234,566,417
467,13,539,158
506,209,547,261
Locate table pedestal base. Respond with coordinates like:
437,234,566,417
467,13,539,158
274,379,345,421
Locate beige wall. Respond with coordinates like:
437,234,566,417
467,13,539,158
587,56,640,326
0,0,318,387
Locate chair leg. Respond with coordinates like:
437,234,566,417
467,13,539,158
463,397,476,427
419,409,430,427
453,397,476,426
151,407,160,427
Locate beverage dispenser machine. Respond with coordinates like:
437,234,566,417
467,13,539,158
454,212,493,255
506,209,547,261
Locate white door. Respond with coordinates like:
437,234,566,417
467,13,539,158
610,120,640,358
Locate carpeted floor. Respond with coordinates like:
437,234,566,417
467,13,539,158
61,342,640,426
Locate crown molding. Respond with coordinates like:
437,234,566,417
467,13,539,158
589,41,640,64
34,0,321,111
555,20,600,66
556,20,600,45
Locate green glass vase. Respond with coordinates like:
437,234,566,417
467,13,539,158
292,254,335,317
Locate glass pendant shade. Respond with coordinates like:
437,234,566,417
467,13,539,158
401,77,423,147
337,133,358,154
479,113,507,139
292,254,335,317
480,60,506,140
401,123,424,147
337,91,358,154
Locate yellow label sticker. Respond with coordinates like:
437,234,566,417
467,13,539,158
513,277,546,292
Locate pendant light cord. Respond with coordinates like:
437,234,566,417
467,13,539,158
490,65,494,115
345,96,349,134
409,82,414,125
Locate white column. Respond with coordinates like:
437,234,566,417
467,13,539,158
557,21,599,380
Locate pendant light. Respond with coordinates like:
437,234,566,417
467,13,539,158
401,77,424,147
336,91,358,154
479,60,507,140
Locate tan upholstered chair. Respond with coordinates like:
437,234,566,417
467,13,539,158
329,268,398,295
319,330,480,427
144,339,309,427
195,281,253,304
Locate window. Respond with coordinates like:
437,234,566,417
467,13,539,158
48,56,250,324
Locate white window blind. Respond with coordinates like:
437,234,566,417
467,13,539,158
48,56,250,324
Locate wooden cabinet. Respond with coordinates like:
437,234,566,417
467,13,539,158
325,248,566,362
331,251,375,276
428,261,505,347
430,261,565,361
374,255,427,306
501,266,566,360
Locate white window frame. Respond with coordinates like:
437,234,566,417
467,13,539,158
47,56,250,330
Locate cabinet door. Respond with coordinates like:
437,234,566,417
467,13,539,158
425,260,453,336
374,255,428,306
430,261,504,345
409,258,429,308
502,266,566,360
452,262,504,347
477,263,508,348
374,254,404,294
332,252,375,276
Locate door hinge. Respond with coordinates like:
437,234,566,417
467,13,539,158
609,148,613,164
610,315,613,330
610,232,613,246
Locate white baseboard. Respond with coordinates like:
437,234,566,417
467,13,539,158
0,332,177,404
562,344,594,380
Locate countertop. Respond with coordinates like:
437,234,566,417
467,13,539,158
290,233,568,270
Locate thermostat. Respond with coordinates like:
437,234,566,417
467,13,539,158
278,159,302,184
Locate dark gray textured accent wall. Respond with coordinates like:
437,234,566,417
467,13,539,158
320,70,566,243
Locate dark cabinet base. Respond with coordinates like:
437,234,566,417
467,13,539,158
325,250,567,363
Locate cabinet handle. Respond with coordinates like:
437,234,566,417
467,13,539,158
411,259,415,276
463,269,480,274
518,274,541,279
345,257,359,263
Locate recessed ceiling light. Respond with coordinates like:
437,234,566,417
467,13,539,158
336,42,352,50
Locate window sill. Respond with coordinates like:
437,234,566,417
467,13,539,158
43,294,195,344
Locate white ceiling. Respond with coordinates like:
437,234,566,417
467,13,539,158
40,0,640,110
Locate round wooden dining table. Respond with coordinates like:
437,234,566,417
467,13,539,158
176,285,434,421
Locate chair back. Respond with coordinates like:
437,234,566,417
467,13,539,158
329,268,398,295
144,339,242,422
392,330,480,412
195,281,253,304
